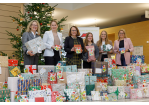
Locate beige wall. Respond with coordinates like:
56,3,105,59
0,3,23,57
100,20,149,64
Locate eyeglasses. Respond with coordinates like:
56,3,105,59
119,33,124,35
101,34,106,35
32,24,38,27
71,30,77,32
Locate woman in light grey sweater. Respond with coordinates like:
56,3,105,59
82,32,99,68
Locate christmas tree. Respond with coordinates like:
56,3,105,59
3,3,68,72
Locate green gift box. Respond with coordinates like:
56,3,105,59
0,98,4,102
111,69,129,81
86,85,95,95
8,66,21,77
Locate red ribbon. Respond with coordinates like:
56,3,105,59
29,65,37,74
112,59,116,64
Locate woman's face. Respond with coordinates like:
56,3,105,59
71,27,77,36
30,22,38,32
101,31,107,40
119,30,125,38
87,34,93,42
51,22,58,31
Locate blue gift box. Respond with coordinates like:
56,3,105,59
85,76,97,85
54,66,64,72
58,61,66,66
63,66,71,72
133,74,149,88
130,55,144,63
21,73,34,79
71,65,77,72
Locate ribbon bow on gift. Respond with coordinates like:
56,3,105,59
29,65,37,74
110,87,120,100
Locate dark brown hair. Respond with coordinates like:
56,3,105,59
69,26,80,36
84,32,94,52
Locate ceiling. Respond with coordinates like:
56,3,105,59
49,3,149,29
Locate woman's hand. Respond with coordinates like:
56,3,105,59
87,59,91,62
71,47,75,51
117,49,120,54
27,51,34,56
51,46,55,49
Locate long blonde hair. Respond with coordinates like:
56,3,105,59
118,29,127,40
97,30,110,47
26,20,40,35
84,32,94,52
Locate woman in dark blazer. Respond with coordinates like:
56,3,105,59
64,26,84,68
22,20,40,66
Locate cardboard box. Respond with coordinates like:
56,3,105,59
0,82,3,89
0,67,9,82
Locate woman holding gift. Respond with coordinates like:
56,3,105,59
43,20,63,65
64,26,84,68
22,20,41,66
114,29,134,66
83,32,99,68
96,30,113,61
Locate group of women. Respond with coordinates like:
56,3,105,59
22,20,134,69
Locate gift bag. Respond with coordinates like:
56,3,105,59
85,46,95,61
47,72,57,84
74,45,82,54
91,61,108,76
51,83,66,95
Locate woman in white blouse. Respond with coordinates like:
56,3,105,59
43,20,63,65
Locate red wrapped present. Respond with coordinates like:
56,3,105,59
41,85,52,91
8,59,18,66
51,91,61,102
47,72,57,84
97,77,108,83
25,65,37,74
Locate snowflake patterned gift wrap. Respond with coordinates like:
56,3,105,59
130,88,143,99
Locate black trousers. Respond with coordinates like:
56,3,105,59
83,61,91,68
101,54,108,61
44,50,60,66
117,54,127,66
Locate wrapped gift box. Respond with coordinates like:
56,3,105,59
67,82,80,89
107,86,125,100
130,55,144,63
66,72,85,90
124,86,131,99
58,61,66,66
17,79,42,96
47,72,57,84
63,89,80,102
142,87,149,98
97,77,108,83
130,88,143,99
38,65,54,83
25,65,37,74
80,90,86,101
108,93,117,101
57,72,67,84
114,80,127,86
111,69,129,82
29,86,41,91
91,91,101,100
0,56,8,67
71,65,77,72
28,90,47,101
0,89,10,102
78,69,92,76
91,62,108,75
8,59,18,66
85,76,97,85
86,85,95,95
0,67,9,82
63,66,71,72
8,66,21,77
25,37,46,54
21,73,34,79
51,83,66,95
95,82,107,91
133,74,149,88
104,58,116,68
134,66,141,76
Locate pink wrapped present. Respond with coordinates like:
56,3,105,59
130,88,143,99
51,91,61,102
142,87,149,98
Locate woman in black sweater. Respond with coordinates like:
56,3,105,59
64,26,84,68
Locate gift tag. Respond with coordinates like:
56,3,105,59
18,75,24,80
54,45,60,51
102,65,106,73
38,47,42,53
57,71,62,79
40,68,46,75
95,68,102,73
50,73,56,81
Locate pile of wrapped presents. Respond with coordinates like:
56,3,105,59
0,54,149,102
